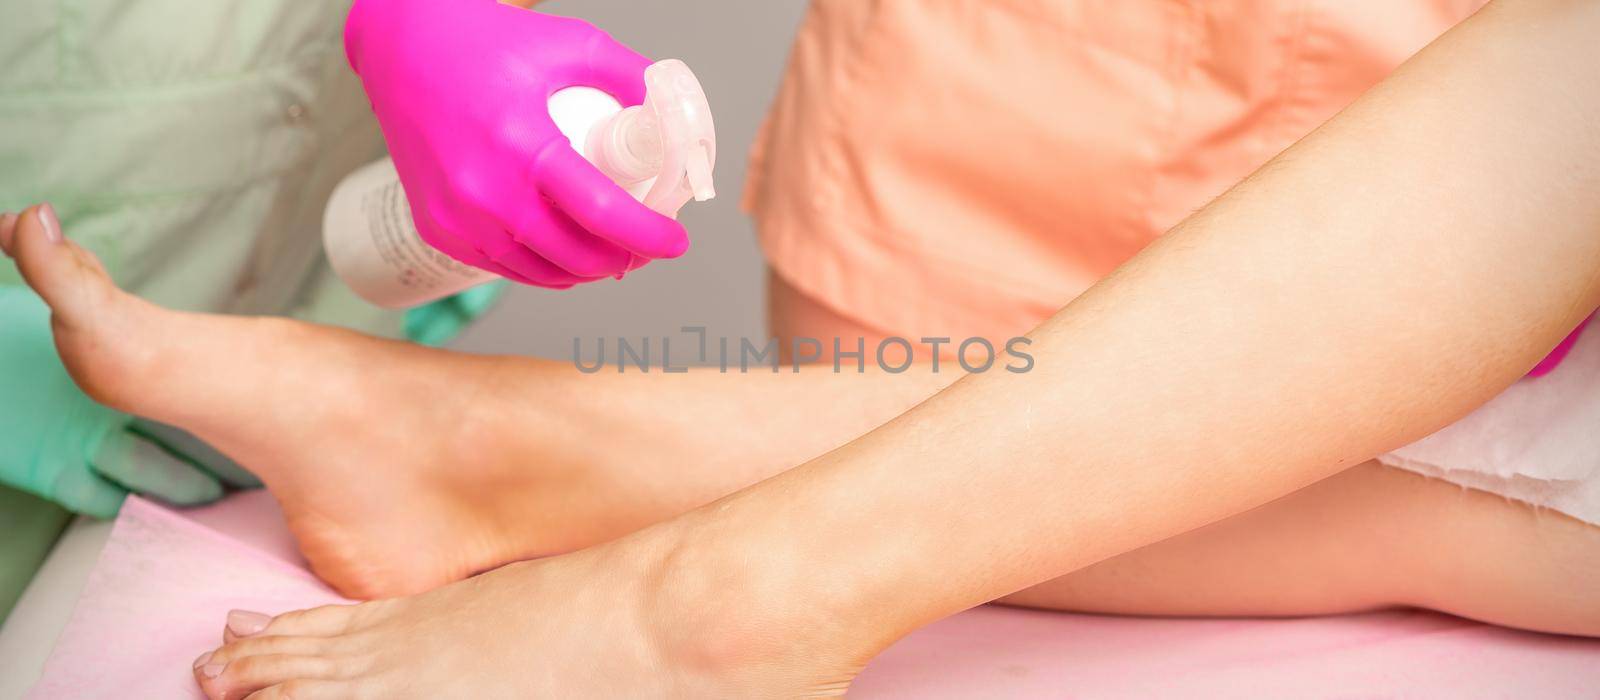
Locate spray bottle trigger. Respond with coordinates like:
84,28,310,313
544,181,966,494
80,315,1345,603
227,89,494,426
687,142,716,202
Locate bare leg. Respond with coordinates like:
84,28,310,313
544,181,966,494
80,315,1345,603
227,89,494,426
0,204,953,597
159,2,1600,694
772,270,1600,636
6,208,1597,700
5,207,1596,634
1004,462,1600,637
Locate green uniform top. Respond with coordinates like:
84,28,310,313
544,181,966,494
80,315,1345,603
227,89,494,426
0,0,499,621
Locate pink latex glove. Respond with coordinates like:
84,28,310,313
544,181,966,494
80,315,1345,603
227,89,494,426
1527,313,1593,378
344,0,688,288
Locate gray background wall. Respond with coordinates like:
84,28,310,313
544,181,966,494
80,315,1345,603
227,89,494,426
451,1,810,358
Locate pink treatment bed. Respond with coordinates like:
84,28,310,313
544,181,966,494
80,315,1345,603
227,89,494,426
22,493,1600,698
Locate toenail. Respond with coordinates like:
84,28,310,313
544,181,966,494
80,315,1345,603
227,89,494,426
227,610,272,637
37,203,61,244
193,651,213,669
201,661,226,679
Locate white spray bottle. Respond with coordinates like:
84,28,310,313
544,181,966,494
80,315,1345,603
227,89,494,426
323,59,717,309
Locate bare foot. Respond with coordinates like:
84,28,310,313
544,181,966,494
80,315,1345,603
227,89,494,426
0,204,597,598
191,526,869,699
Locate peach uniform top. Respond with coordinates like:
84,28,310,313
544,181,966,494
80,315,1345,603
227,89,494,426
745,0,1487,341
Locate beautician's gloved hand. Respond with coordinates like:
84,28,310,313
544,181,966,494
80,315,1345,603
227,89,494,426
344,0,689,288
0,289,257,518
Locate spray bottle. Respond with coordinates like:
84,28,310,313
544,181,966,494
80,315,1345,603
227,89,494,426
323,59,717,309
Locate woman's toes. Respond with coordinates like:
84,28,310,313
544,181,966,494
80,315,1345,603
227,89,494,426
2,202,211,418
224,610,274,643
238,603,368,641
1,204,150,402
197,653,346,700
7,204,100,308
196,606,393,699
195,635,352,700
242,680,352,700
204,633,338,666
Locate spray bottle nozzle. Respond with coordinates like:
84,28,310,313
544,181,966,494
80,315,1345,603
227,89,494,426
586,59,717,218
687,142,716,202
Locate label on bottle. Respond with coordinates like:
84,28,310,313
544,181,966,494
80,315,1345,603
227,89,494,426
324,157,495,308
358,177,485,294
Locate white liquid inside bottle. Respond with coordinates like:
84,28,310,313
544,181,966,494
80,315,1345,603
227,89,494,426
324,60,716,309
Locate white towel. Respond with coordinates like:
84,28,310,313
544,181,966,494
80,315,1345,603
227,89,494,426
1380,323,1600,525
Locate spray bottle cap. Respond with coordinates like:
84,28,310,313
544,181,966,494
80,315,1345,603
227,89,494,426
586,60,717,218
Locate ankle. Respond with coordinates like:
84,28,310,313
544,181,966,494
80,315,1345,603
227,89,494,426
628,519,881,694
396,356,635,566
468,359,666,552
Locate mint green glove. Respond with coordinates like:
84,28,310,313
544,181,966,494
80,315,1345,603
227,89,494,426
0,288,255,518
404,282,507,347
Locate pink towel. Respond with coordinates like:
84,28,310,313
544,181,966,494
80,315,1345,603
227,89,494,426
31,495,1600,698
